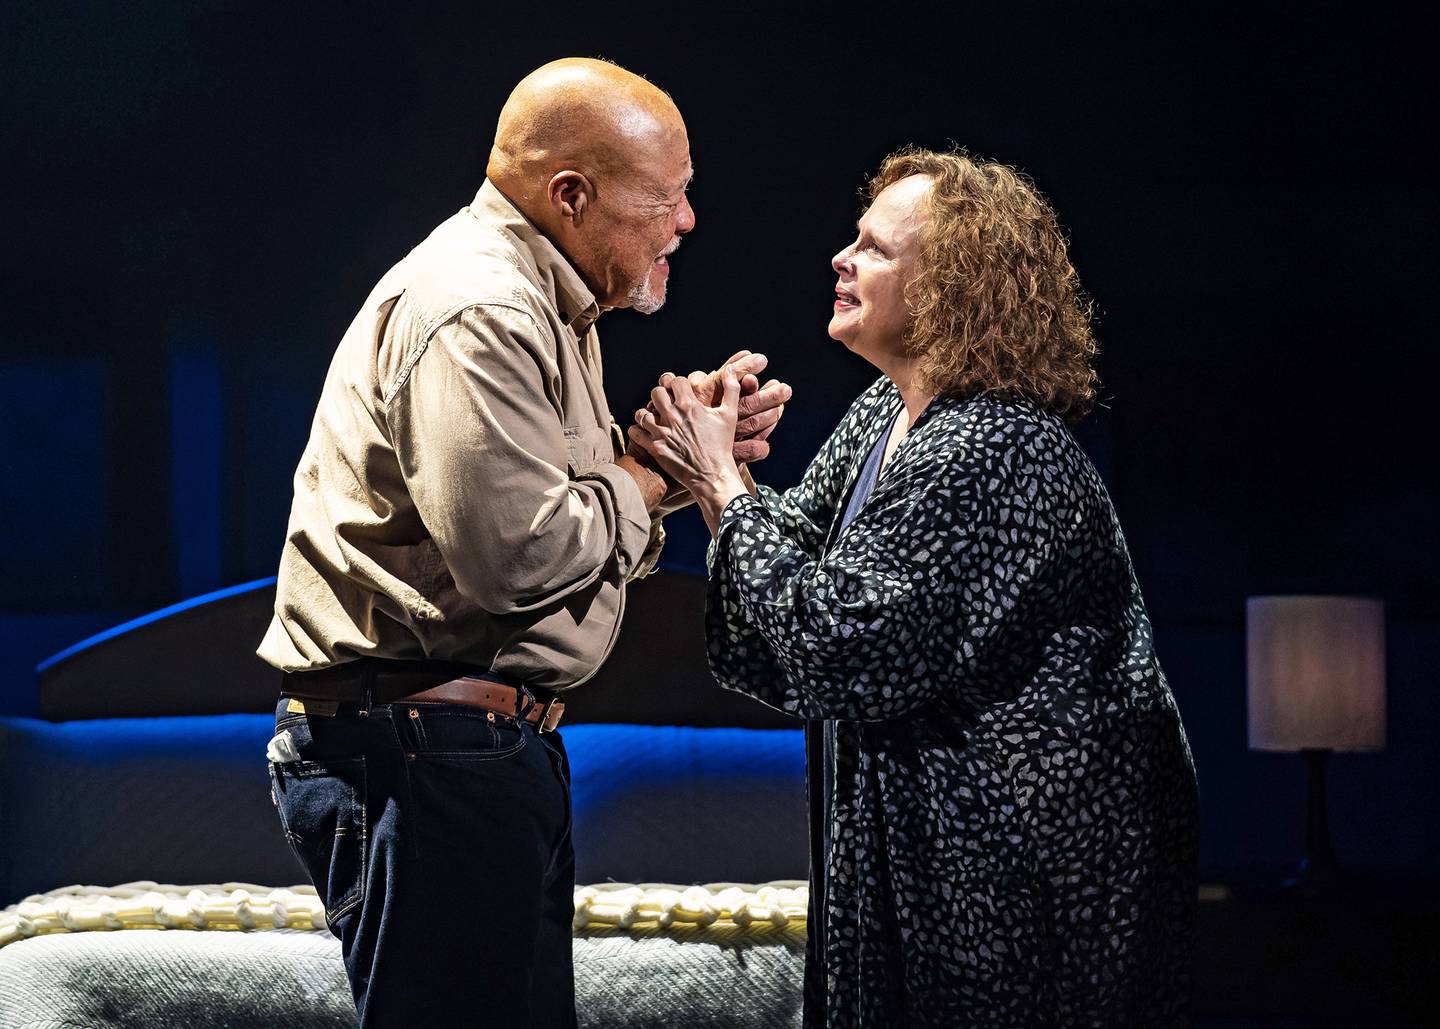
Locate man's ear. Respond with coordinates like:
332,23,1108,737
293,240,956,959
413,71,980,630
548,170,593,227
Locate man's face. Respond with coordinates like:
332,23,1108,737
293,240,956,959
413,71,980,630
829,174,932,361
588,137,695,313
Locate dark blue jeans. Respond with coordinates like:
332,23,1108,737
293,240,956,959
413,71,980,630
267,696,576,1028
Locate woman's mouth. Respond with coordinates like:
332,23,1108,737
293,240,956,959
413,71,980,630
834,289,860,310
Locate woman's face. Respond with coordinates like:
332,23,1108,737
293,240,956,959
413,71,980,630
829,174,932,366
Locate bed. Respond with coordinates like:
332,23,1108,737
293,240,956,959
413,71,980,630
0,571,810,1028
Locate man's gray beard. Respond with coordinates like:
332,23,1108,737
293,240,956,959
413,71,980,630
627,271,665,314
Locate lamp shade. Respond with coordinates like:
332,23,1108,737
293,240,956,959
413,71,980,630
1247,596,1386,752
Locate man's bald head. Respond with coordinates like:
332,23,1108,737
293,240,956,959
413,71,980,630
488,58,686,205
487,59,695,313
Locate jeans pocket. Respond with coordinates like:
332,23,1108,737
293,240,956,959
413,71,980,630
405,705,530,760
270,757,367,925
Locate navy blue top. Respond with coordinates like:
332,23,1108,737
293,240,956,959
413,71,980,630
814,406,897,981
839,409,896,530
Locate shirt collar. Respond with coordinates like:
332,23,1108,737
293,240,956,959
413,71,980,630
468,180,602,334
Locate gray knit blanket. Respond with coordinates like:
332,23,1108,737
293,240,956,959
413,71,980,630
0,926,804,1028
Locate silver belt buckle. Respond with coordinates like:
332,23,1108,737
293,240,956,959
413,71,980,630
536,697,561,734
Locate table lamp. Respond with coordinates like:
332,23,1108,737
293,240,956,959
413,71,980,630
1247,595,1386,889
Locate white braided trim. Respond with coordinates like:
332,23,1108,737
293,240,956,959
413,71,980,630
0,880,808,950
0,882,327,950
571,881,808,932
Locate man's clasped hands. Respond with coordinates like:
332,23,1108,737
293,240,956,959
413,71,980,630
627,350,790,511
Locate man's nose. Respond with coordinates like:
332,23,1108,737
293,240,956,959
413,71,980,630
676,193,696,233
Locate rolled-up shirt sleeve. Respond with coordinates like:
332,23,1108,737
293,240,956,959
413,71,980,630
609,420,666,581
385,304,653,615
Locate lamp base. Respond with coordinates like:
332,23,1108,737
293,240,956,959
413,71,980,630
1281,748,1340,894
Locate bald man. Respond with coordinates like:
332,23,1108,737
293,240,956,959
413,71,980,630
258,59,788,1027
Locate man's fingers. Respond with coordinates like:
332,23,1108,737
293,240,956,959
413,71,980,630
735,402,783,439
660,355,770,409
732,438,771,464
728,352,768,380
706,353,766,398
721,350,766,378
736,380,792,419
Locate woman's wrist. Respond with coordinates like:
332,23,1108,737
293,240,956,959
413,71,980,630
690,468,750,536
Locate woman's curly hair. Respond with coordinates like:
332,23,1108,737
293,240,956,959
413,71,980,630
867,147,1098,419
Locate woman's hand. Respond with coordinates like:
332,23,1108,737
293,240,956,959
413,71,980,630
631,350,789,467
629,368,751,535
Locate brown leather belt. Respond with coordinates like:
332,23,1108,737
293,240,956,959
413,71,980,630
402,677,565,733
280,660,565,733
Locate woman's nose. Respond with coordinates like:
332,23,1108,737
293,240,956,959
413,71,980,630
832,245,853,274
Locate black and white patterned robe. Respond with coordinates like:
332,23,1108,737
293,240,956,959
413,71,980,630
705,377,1199,1028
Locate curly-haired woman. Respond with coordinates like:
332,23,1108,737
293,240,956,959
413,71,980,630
629,148,1199,1028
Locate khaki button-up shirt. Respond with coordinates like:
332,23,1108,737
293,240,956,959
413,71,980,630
258,181,664,690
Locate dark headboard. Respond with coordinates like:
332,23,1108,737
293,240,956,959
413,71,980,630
38,569,793,728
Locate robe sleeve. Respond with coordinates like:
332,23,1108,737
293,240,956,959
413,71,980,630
750,448,847,562
705,420,1067,721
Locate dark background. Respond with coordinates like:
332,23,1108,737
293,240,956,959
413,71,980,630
2,1,1435,875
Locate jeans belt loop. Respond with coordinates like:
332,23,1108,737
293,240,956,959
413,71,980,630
361,662,376,715
514,685,537,723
